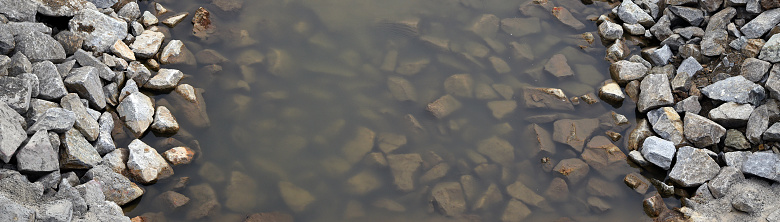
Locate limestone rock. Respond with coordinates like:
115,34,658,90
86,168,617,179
64,66,106,110
160,40,196,65
127,139,174,184
15,130,58,173
702,76,766,106
638,74,673,113
130,30,164,59
151,106,179,135
60,128,101,169
709,102,754,128
69,8,127,52
15,31,66,62
83,164,144,206
610,60,648,85
648,107,687,146
117,92,154,138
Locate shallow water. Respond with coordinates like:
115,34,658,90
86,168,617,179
125,0,662,221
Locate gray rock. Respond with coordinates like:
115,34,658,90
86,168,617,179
129,30,164,59
674,27,705,39
117,1,140,21
606,39,629,62
674,95,700,114
522,87,574,111
36,199,73,222
707,166,744,199
55,60,75,79
650,15,674,41
73,49,115,81
95,112,115,155
617,0,654,26
127,139,174,184
725,151,751,169
731,182,765,214
64,67,106,111
15,31,66,62
671,71,692,91
677,56,703,77
83,164,143,206
740,8,780,39
103,82,119,106
126,61,151,86
60,128,101,169
3,22,52,38
759,33,780,63
33,61,68,100
0,26,13,55
118,79,138,103
0,102,25,163
725,129,751,150
69,8,127,52
598,21,623,42
117,92,154,138
728,23,741,37
638,74,673,113
702,76,766,106
709,102,754,128
623,23,646,35
18,73,38,98
140,11,158,27
763,123,780,141
628,150,650,167
640,136,676,170
54,30,83,56
87,0,118,8
78,200,131,222
27,108,75,134
35,0,97,17
661,34,686,52
8,52,31,76
766,64,780,100
0,76,30,114
75,179,105,207
151,106,178,135
740,58,771,82
598,80,625,105
668,146,720,187
730,36,748,50
669,6,704,26
645,45,672,66
0,0,37,22
648,107,687,146
746,100,779,144
610,60,648,85
61,94,99,142
0,55,9,77
701,29,728,57
144,68,183,91
684,113,726,147
16,130,58,173
746,0,761,13
742,152,780,181
0,193,35,222
55,181,87,216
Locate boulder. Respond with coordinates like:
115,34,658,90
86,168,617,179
598,20,623,42
668,146,720,187
129,30,164,59
32,60,67,100
60,128,101,169
746,100,779,144
15,130,58,173
610,60,648,85
0,102,25,163
740,8,780,39
127,139,173,184
759,33,780,63
27,107,75,134
160,40,196,65
64,66,106,110
60,93,99,142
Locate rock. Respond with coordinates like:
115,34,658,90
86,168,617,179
476,136,514,167
545,54,573,79
170,84,210,128
702,76,766,106
731,183,765,214
650,15,674,41
617,0,654,26
553,158,590,185
127,139,174,184
279,181,315,212
674,96,700,114
60,93,99,142
430,182,466,217
73,48,114,81
64,67,106,110
443,74,474,98
522,87,574,110
15,130,57,173
244,212,293,222
0,29,12,55
487,100,516,119
648,107,687,146
0,76,30,114
426,94,462,118
669,6,704,26
387,153,422,192
129,30,165,59
155,191,189,211
117,92,154,138
610,60,648,85
386,76,417,102
744,38,766,58
740,8,780,39
640,136,676,170
500,17,540,37
552,118,599,153
766,65,780,100
629,150,650,167
724,129,751,150
668,146,720,187
225,171,258,212
643,192,667,217
83,164,143,205
501,199,531,222
625,172,650,194
598,80,625,105
582,136,630,179
378,133,406,154
709,102,754,128
32,61,67,101
95,112,115,155
746,100,779,144
701,29,728,56
341,126,375,164
27,108,75,134
69,8,127,52
151,106,179,135
54,30,83,56
345,170,381,195
489,56,511,74
742,152,780,181
0,0,36,22
624,23,646,35
740,58,771,82
0,193,35,222
543,177,569,202
506,180,545,207
598,20,623,41
141,11,158,27
528,124,555,155
59,128,101,169
677,57,703,78
160,40,196,65
36,199,73,222
707,166,744,198
111,40,135,62
145,68,183,91
126,62,151,86
102,148,128,176
162,146,194,166
552,7,585,30
759,33,780,63
15,31,66,62
764,123,780,141
684,113,726,147
638,74,674,114
18,73,38,98
471,183,502,211
605,39,630,62
674,27,705,39
192,7,216,43
644,45,672,66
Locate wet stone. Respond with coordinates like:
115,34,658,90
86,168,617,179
709,102,753,128
426,95,462,118
225,171,258,212
489,56,511,74
528,123,555,155
378,133,406,154
522,87,574,111
552,7,585,30
501,199,531,222
430,182,466,217
545,54,574,79
160,40,196,66
582,136,630,179
500,17,540,37
279,181,315,212
684,113,726,147
598,80,625,106
155,191,189,211
643,192,667,217
342,127,375,164
487,100,516,119
707,166,744,199
346,170,381,195
628,150,650,167
553,158,590,185
127,139,174,184
506,180,545,207
151,106,179,135
162,146,194,166
83,164,143,206
444,74,474,98
669,146,720,187
552,118,599,153
472,183,502,211
387,153,422,192
544,177,569,202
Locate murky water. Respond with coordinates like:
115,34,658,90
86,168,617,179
123,0,664,221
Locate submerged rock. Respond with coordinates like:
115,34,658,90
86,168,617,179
552,118,599,152
387,153,422,192
553,158,590,185
279,181,315,212
430,182,466,217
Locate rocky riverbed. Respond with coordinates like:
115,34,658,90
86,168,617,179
598,0,780,220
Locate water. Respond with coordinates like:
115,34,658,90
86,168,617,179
124,0,660,221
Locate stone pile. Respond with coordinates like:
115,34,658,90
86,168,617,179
0,0,208,221
597,0,780,219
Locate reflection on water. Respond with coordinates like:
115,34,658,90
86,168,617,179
127,0,653,221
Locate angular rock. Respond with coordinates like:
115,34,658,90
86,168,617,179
125,62,150,86
476,136,514,166
73,49,114,81
740,8,780,39
387,153,422,192
709,102,754,128
170,84,211,128
64,67,106,110
650,15,674,41
724,129,751,150
0,28,11,55
674,96,700,114
742,152,780,181
144,68,183,91
0,103,25,163
27,108,75,134
506,180,545,207
60,128,101,169
60,93,99,142
111,39,135,61
500,17,540,37
702,76,765,106
746,100,779,144
598,20,623,42
32,60,67,100
151,106,179,135
544,54,573,79
501,199,531,222
225,171,257,212
161,12,189,28
117,92,154,138
443,74,474,98
552,7,585,30
648,107,686,146
759,33,780,63
16,130,58,173
702,29,728,56
707,166,744,198
83,164,143,206
0,76,30,114
684,113,726,147
160,40,196,65
741,58,771,82
69,8,128,52
155,191,189,211
669,6,704,26
617,0,654,26
95,112,115,155
610,60,648,85
581,136,630,179
763,122,780,141
426,94,462,118
127,139,173,184
553,158,590,185
624,23,646,35
117,1,140,21
18,73,38,98
0,193,35,222
0,0,36,22
553,118,599,152
387,76,416,102
668,146,720,187
430,182,466,217
725,151,751,169
522,87,574,111
279,181,315,212
641,136,676,170
677,56,703,78
15,31,66,62
129,30,164,59
638,74,673,113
